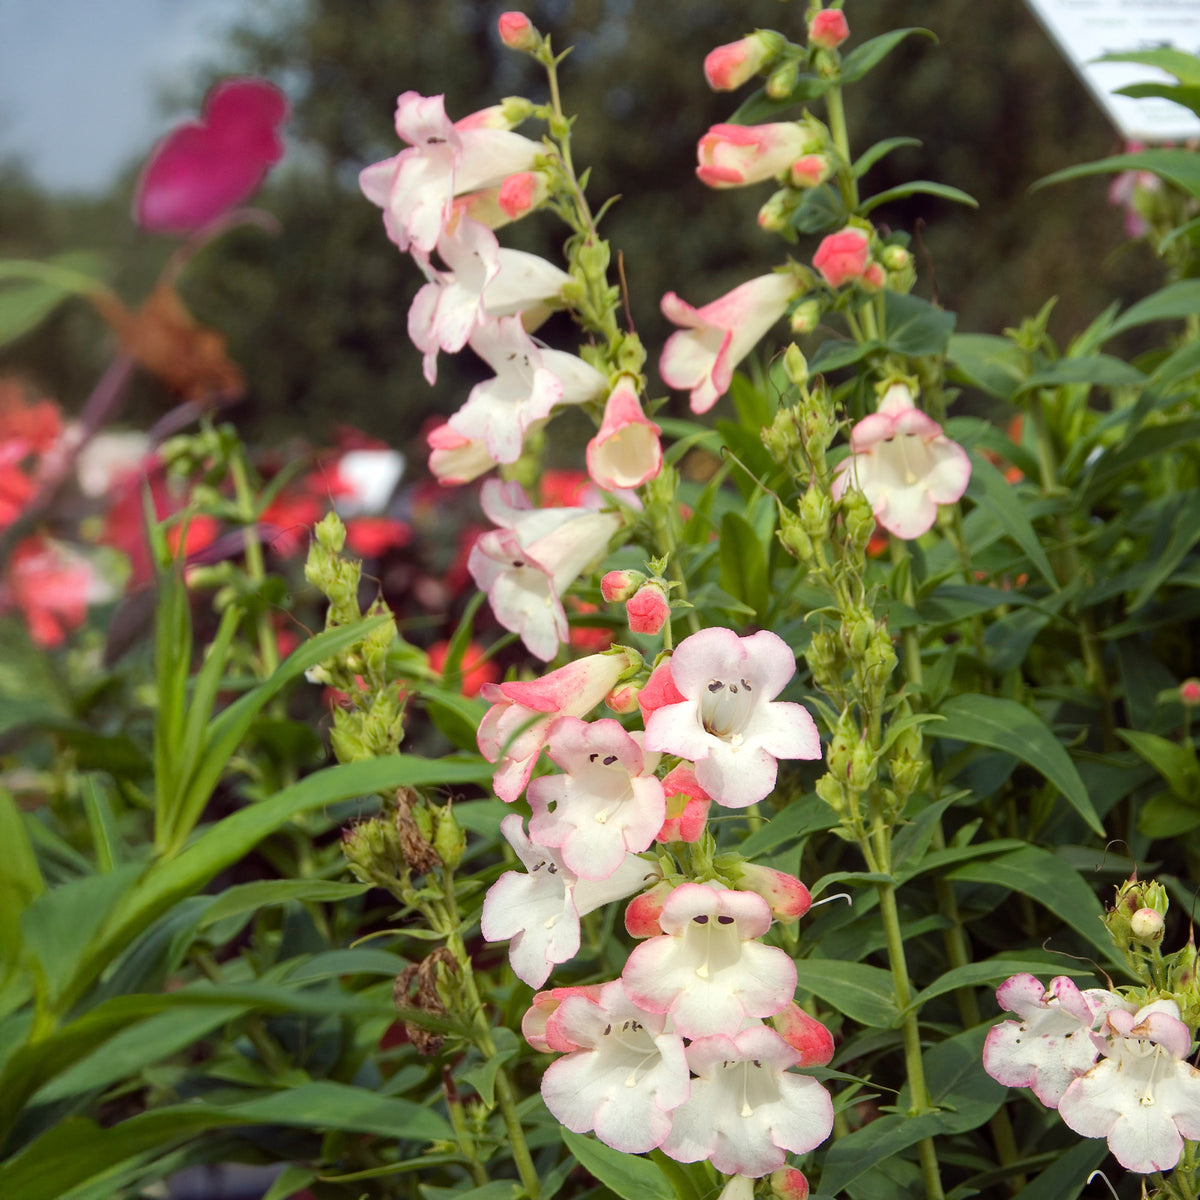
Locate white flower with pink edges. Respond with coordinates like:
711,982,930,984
831,382,971,540
528,717,666,880
621,882,797,1038
660,272,799,414
468,479,621,661
644,627,820,808
982,973,1130,1108
477,649,637,802
537,979,690,1154
480,815,651,987
358,91,542,254
451,316,607,463
660,1024,834,1176
1058,998,1200,1173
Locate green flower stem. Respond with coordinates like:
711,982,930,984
228,447,280,678
825,86,859,213
874,875,944,1200
435,888,541,1200
444,1066,490,1188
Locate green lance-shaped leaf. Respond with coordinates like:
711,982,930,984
859,180,978,215
559,1127,675,1200
1037,148,1200,205
838,28,936,85
929,694,1103,835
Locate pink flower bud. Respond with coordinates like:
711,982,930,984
704,32,780,92
657,763,711,842
697,122,814,189
809,9,850,51
1131,907,1166,944
521,984,605,1052
861,261,886,290
498,11,538,51
604,680,643,714
627,582,670,635
730,861,812,920
1182,678,1200,706
771,1003,835,1067
790,154,831,189
625,880,672,937
498,170,547,218
601,568,646,603
637,658,686,723
813,226,870,287
770,1166,811,1200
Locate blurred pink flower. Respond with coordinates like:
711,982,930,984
134,78,288,233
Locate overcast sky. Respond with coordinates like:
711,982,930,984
0,0,263,193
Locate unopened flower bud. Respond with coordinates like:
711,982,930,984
498,170,549,219
809,8,850,51
842,604,875,657
498,11,539,51
771,1003,834,1066
766,59,800,100
500,96,536,126
790,154,831,189
342,815,402,888
717,1176,755,1200
762,406,802,462
726,860,812,920
778,508,813,560
1131,907,1165,946
605,680,643,714
601,568,646,603
770,1166,811,1200
1182,678,1200,706
315,509,346,553
627,582,670,635
626,881,673,937
841,486,876,554
432,803,466,870
784,343,809,387
815,772,847,815
860,261,886,291
704,29,786,91
881,244,912,272
800,485,832,538
790,298,821,334
757,190,791,233
849,737,877,790
1105,874,1168,950
807,628,843,680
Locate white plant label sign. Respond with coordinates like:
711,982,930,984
1025,0,1200,140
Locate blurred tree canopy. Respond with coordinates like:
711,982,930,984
0,0,1163,452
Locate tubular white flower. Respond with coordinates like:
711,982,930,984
1058,999,1200,1173
982,973,1131,1108
481,815,651,987
644,627,820,808
621,882,796,1038
660,1025,834,1177
528,717,666,880
831,383,971,540
468,480,621,661
451,317,606,463
540,980,690,1154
